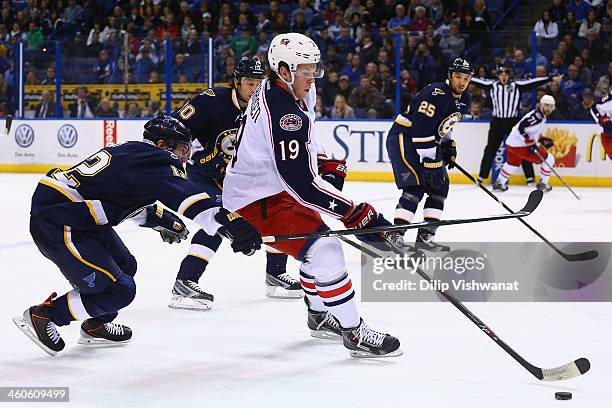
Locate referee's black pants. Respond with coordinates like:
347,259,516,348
478,117,535,181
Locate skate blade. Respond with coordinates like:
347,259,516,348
12,314,58,356
266,286,303,299
310,330,342,341
349,348,404,359
77,336,131,346
168,296,212,311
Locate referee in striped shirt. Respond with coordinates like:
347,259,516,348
471,66,557,185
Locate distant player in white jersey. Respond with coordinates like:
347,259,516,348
493,95,557,192
590,92,612,159
223,33,401,358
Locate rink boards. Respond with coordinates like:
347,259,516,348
0,118,610,187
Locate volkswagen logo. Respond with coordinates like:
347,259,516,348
57,124,78,148
15,124,35,148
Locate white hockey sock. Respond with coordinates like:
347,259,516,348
300,270,326,312
539,153,555,184
316,272,359,328
497,163,518,185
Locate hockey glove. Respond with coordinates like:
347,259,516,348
421,158,448,191
528,143,539,154
539,136,554,149
215,208,262,256
319,158,348,191
140,204,189,244
342,203,392,242
440,139,457,169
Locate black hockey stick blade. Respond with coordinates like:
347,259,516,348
4,114,12,135
561,250,599,262
532,357,591,381
262,191,542,243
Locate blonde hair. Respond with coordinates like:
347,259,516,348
334,95,348,113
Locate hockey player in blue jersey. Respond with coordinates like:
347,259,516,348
13,115,262,356
169,57,301,311
386,58,473,252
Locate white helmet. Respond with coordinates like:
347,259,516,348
267,33,324,84
540,95,556,107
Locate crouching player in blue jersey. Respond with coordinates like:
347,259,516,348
386,58,473,252
13,115,262,356
170,57,301,311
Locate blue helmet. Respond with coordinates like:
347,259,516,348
448,58,474,77
143,114,192,148
234,56,267,81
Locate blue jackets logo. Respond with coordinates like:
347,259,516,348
57,124,78,148
279,114,302,131
15,124,34,147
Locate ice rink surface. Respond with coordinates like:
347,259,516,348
1,173,611,407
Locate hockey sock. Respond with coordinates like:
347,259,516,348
421,194,446,235
300,270,325,312
266,251,288,277
539,153,555,184
497,162,518,185
395,187,424,224
315,272,359,328
177,230,222,281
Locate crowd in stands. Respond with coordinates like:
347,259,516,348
0,0,610,119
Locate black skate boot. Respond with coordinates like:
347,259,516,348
305,298,342,340
266,272,303,299
341,319,402,358
525,177,536,187
492,181,509,192
536,181,552,192
169,279,214,311
78,319,132,345
12,292,65,356
415,231,450,252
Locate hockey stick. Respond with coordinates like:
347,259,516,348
4,115,12,135
262,190,542,243
382,236,591,381
337,235,382,258
533,150,581,200
454,163,597,262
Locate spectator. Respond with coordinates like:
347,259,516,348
238,2,257,29
180,15,195,41
362,0,382,27
574,55,593,88
534,10,559,39
331,94,356,118
512,49,529,79
322,71,340,107
95,98,119,117
388,4,410,32
134,46,158,83
94,49,113,84
201,12,215,34
409,43,435,89
567,0,592,22
561,64,585,98
292,11,309,33
380,0,397,23
365,62,380,88
230,29,257,57
434,11,453,39
579,10,601,37
64,31,86,57
560,35,580,64
26,22,43,49
379,64,397,108
142,100,162,117
409,6,431,32
291,0,314,27
41,66,56,85
472,0,492,43
177,29,201,55
399,68,417,98
594,62,612,97
124,101,142,118
335,25,356,55
34,91,55,118
172,53,190,81
256,31,271,57
337,74,353,100
560,11,580,37
271,12,290,33
342,54,364,87
322,1,340,26
585,31,607,64
548,0,567,22
25,71,40,85
69,86,97,118
358,35,378,65
315,94,327,119
62,0,84,23
148,70,161,83
328,11,343,39
573,88,596,119
10,22,27,43
344,0,365,23
467,99,491,119
429,0,444,24
256,12,271,34
439,23,465,62
86,31,104,58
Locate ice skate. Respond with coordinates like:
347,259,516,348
305,298,342,340
78,319,132,345
169,279,214,311
12,293,65,356
536,180,552,192
342,319,402,358
266,272,303,299
492,181,509,192
415,231,450,252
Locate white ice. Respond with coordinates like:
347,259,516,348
1,173,611,407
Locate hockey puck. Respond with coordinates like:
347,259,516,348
555,392,572,400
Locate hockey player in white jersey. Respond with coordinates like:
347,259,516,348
493,95,556,192
223,33,401,358
590,92,612,159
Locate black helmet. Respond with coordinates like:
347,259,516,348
234,56,266,81
448,58,474,77
143,114,192,149
497,65,513,75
